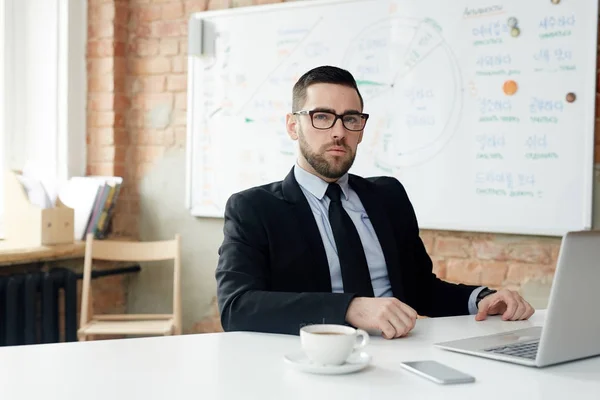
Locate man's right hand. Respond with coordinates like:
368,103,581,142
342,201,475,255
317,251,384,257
345,297,417,339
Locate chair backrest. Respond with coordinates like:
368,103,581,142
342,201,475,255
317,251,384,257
79,233,182,333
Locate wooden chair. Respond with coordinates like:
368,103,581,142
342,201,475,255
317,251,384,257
77,233,182,341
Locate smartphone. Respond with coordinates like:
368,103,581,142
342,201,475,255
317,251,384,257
399,360,475,384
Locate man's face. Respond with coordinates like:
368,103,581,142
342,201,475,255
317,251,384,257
286,83,364,182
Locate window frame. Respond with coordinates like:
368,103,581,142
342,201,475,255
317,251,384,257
0,0,87,240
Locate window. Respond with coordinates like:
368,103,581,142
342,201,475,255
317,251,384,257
0,0,87,240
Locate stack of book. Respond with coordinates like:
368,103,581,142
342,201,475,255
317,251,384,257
58,176,123,240
81,177,123,240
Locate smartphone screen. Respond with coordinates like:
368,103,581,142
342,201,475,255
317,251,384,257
400,360,475,384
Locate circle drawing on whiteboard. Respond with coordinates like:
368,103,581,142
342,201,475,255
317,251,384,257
341,17,462,171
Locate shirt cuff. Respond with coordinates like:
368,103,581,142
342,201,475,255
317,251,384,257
468,286,487,315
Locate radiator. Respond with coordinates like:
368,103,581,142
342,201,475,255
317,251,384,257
0,267,77,346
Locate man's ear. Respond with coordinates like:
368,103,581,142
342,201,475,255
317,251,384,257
286,113,298,140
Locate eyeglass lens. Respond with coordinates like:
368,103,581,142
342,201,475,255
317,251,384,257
311,111,366,131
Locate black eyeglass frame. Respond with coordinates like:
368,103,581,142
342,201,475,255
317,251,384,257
292,109,369,131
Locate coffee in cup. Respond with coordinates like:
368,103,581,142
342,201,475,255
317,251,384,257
299,324,369,365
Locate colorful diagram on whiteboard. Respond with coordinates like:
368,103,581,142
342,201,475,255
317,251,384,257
341,17,463,171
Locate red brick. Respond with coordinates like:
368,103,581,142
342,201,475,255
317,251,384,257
88,39,119,58
113,163,127,180
88,93,115,111
420,231,434,255
87,163,116,177
167,75,187,91
88,20,114,39
114,128,130,146
172,109,187,126
88,128,115,145
185,0,209,14
115,25,129,42
131,76,166,93
89,76,114,92
114,42,127,57
88,112,116,128
231,0,253,7
505,263,554,285
160,39,180,56
152,21,186,37
115,3,130,27
128,110,146,128
175,93,187,110
171,56,187,73
130,57,171,75
130,38,160,57
88,58,114,75
133,5,162,22
506,243,551,264
132,22,152,38
88,145,116,163
434,237,470,258
472,239,507,261
90,3,116,21
479,261,508,287
130,129,164,146
208,0,230,10
431,257,447,279
114,58,128,81
114,145,128,164
114,93,131,110
131,92,174,110
445,259,481,285
163,3,184,19
138,146,165,163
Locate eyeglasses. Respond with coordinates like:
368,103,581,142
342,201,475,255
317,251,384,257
293,110,369,131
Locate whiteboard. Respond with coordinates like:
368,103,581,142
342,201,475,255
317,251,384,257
186,0,598,236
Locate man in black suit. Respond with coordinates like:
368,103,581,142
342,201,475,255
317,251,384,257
215,65,534,339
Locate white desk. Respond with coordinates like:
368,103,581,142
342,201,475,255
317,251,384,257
1,310,598,399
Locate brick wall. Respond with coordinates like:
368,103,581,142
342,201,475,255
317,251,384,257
85,0,600,328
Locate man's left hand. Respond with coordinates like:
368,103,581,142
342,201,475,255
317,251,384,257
475,289,535,321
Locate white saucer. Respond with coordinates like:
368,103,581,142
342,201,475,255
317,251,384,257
283,351,372,375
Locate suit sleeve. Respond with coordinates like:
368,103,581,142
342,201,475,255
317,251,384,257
215,192,356,335
391,179,481,317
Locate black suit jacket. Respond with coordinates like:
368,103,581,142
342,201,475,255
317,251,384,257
215,167,479,335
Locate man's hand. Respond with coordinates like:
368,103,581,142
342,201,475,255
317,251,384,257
475,289,535,321
345,297,417,339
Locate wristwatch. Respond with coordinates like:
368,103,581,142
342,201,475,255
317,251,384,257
476,287,497,308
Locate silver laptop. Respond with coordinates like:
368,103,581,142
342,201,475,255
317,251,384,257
435,230,600,367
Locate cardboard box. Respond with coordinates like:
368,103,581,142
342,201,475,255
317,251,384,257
4,170,74,246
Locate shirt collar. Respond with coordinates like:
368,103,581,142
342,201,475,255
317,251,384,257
293,163,350,201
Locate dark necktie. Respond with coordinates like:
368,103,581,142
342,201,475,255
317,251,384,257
326,183,374,297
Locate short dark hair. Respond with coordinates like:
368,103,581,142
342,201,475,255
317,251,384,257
292,65,364,112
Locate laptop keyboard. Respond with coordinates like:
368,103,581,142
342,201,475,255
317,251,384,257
484,341,539,360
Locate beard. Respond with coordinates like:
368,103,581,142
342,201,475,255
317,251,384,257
298,128,356,180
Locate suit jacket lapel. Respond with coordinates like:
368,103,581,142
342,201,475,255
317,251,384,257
281,168,332,292
349,175,406,302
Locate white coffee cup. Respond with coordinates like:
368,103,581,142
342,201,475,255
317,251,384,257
299,324,369,366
